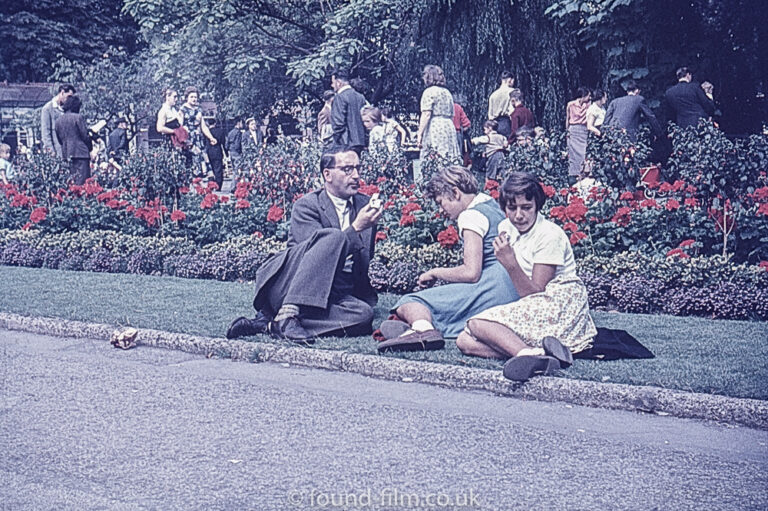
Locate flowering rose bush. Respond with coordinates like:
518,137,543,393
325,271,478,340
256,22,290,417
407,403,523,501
2,128,766,268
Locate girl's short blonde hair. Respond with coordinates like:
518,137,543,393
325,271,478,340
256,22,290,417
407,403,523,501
425,165,478,199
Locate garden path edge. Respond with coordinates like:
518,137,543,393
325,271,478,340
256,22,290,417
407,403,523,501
2,311,766,430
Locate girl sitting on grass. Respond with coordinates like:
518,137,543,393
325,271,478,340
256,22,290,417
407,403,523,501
377,165,519,352
456,171,597,381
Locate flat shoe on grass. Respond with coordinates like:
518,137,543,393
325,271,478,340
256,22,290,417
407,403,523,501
502,355,561,382
379,319,410,340
377,329,445,353
542,336,573,368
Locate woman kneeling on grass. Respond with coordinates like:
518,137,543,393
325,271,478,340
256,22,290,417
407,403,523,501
456,171,597,381
377,165,520,352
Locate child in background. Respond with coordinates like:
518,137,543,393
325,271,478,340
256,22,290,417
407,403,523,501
471,120,508,180
380,107,408,149
0,143,13,184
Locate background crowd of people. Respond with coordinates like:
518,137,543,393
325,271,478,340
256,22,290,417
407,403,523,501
8,63,722,194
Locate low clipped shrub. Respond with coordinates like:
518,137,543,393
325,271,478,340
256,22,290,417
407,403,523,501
1,228,766,320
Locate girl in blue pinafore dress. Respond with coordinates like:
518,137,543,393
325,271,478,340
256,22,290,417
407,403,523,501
382,166,519,348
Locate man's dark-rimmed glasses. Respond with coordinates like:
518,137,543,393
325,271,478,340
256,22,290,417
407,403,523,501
329,165,360,175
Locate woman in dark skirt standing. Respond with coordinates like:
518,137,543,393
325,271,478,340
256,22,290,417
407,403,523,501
565,87,591,184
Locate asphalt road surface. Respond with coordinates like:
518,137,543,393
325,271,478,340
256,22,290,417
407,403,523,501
1,328,766,510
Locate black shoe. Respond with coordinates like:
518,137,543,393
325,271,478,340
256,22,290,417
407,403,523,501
226,311,271,339
542,336,574,368
268,316,314,344
502,355,561,382
377,329,445,353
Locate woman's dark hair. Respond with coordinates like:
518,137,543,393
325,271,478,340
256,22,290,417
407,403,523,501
592,88,606,101
574,86,591,100
62,95,82,113
498,171,546,212
184,86,198,99
425,165,477,199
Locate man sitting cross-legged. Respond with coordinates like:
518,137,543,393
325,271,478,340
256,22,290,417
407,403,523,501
226,146,383,342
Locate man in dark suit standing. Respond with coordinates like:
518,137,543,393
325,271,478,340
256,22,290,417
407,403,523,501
226,118,243,171
55,95,92,185
226,146,382,342
205,118,227,190
108,118,129,164
604,80,662,141
665,67,715,129
330,70,367,155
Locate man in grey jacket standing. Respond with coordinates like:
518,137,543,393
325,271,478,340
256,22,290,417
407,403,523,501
40,84,76,157
604,80,662,141
330,70,367,155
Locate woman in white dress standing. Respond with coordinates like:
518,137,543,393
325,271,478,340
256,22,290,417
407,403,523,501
417,65,460,162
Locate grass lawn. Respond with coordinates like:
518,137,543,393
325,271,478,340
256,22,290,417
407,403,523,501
2,265,767,400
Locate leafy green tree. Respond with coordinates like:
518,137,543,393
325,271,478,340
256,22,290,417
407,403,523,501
51,49,158,140
545,0,768,132
0,0,140,82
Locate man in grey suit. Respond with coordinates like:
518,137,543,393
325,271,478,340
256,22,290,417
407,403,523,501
665,66,715,129
40,84,76,157
226,146,382,342
54,95,92,185
604,80,662,141
330,70,367,155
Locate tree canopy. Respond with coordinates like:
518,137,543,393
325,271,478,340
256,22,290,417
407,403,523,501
4,0,766,134
0,0,140,83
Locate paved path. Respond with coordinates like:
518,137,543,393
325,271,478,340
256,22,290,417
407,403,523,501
1,329,767,510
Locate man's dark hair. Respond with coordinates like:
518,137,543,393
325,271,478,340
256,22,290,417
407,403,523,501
676,67,691,80
62,95,82,113
320,145,354,174
59,84,75,94
500,71,513,81
350,78,368,95
332,69,350,82
483,120,499,131
509,89,523,102
323,90,335,102
574,86,591,100
623,80,639,93
499,171,546,212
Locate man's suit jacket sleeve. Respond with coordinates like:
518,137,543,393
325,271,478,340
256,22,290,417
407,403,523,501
604,101,615,126
41,105,54,150
639,101,662,136
77,116,93,152
694,84,716,117
288,197,323,246
330,94,346,145
289,194,366,254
